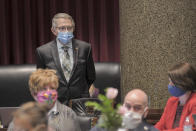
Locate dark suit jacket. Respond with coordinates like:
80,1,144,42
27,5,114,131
90,121,159,131
36,39,96,103
132,121,159,131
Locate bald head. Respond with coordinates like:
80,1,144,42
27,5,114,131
125,89,148,106
123,89,149,117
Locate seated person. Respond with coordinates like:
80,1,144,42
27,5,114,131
12,102,49,131
8,69,81,131
91,89,158,131
155,62,196,131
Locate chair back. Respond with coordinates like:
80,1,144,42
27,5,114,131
70,98,101,116
94,62,121,103
69,98,101,129
0,107,19,128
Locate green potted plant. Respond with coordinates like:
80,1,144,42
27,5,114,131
86,88,122,131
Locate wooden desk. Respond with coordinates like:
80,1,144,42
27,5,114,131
0,128,7,131
146,109,163,125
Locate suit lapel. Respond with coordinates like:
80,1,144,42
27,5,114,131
69,39,79,82
51,40,67,83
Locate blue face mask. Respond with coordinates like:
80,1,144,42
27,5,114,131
168,85,186,97
57,32,74,44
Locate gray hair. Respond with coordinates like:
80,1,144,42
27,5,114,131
51,13,75,29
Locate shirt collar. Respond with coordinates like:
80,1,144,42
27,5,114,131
48,101,57,116
56,38,72,50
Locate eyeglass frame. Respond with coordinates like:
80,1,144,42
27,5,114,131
55,26,74,32
123,102,147,112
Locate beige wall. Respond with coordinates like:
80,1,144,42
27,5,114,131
119,0,196,108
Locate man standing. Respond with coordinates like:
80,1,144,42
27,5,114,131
36,13,96,103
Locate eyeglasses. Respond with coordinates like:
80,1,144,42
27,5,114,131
124,103,144,112
55,26,73,31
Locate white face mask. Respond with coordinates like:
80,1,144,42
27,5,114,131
122,111,142,129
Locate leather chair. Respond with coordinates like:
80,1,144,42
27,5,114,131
94,62,121,103
69,98,101,130
0,65,35,107
0,107,19,128
0,62,120,130
0,62,120,107
77,116,92,131
69,98,101,117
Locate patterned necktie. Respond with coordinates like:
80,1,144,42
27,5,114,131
62,46,71,81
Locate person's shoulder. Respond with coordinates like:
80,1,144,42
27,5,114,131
187,92,196,105
36,40,56,50
149,126,159,131
56,101,77,117
56,100,71,110
137,121,159,131
190,92,196,98
166,96,178,104
90,126,106,131
145,123,159,131
73,39,91,47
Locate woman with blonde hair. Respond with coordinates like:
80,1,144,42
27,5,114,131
8,69,81,131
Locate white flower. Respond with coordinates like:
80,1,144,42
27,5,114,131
106,87,118,99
